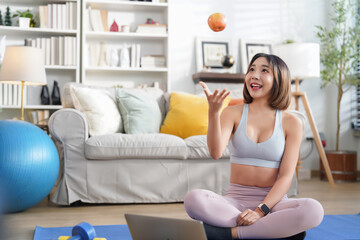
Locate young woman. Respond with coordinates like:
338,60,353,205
184,53,324,239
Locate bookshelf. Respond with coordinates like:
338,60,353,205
0,0,81,121
82,0,170,90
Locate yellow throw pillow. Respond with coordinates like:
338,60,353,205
160,92,230,139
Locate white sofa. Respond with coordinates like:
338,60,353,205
49,83,298,205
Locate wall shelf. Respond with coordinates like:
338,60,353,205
86,31,168,40
45,65,77,70
192,72,245,84
0,26,77,35
86,1,168,12
0,105,63,110
85,67,168,73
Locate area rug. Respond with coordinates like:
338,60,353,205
34,214,360,240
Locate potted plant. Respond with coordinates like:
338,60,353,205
315,0,360,181
12,9,36,28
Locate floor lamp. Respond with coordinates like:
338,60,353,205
274,43,335,188
0,46,47,120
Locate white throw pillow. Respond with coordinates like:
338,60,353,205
70,86,123,136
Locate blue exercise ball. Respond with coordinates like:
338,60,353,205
0,120,59,213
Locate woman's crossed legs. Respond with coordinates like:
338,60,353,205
184,188,323,239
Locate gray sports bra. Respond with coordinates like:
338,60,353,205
228,104,285,168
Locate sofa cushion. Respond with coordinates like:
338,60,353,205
62,82,117,108
185,135,230,159
70,85,123,136
85,133,187,160
160,92,230,139
115,88,162,134
118,87,167,122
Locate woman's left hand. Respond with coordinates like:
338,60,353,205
237,208,264,226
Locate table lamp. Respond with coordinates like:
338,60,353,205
274,42,335,187
0,46,47,120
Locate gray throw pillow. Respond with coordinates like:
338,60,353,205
115,88,162,134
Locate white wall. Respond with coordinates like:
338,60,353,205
169,0,360,170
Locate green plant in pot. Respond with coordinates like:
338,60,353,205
315,0,360,181
12,9,36,28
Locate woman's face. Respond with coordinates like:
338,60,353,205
245,57,274,100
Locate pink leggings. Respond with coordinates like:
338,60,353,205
184,183,324,239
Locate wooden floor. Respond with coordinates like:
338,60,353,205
2,178,360,240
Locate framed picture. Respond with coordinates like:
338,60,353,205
196,37,234,73
239,39,273,74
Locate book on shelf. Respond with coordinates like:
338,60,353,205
0,83,2,106
98,42,108,67
100,10,109,32
50,36,59,65
129,44,141,68
136,44,141,68
38,2,77,30
130,44,136,68
28,110,50,125
88,44,100,67
87,7,107,32
141,55,166,68
136,24,167,34
3,84,8,106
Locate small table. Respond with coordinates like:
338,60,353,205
36,123,49,135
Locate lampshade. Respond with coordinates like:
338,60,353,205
273,43,320,79
0,46,46,85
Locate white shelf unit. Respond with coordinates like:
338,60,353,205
0,0,80,113
82,0,170,90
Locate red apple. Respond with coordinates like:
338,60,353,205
208,13,226,32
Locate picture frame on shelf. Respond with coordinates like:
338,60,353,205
239,39,272,74
196,37,234,73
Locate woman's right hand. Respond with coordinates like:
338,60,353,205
199,81,231,115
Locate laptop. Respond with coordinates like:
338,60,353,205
125,213,208,240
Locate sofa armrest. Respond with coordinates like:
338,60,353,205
49,108,89,143
48,108,89,205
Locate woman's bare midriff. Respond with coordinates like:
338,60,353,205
230,163,278,187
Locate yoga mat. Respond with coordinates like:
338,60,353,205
34,214,360,240
33,224,132,240
305,213,360,240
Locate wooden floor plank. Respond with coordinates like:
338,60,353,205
2,178,360,240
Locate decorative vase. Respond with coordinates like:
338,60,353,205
110,49,119,67
221,55,235,68
51,81,61,105
110,19,119,32
320,150,357,182
19,17,30,28
40,85,50,105
120,44,130,68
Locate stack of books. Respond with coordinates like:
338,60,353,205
141,55,166,68
86,6,109,32
136,24,167,34
38,2,77,30
29,110,50,125
24,36,77,66
0,84,22,106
